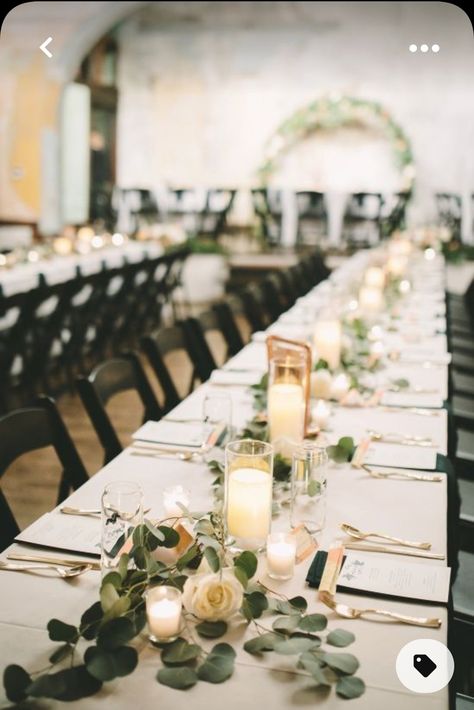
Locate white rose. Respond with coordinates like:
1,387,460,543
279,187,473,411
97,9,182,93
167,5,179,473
182,569,244,621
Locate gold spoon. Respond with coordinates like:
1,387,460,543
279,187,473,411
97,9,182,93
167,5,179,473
341,523,431,549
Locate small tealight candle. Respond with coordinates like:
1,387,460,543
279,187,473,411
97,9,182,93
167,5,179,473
370,340,385,359
112,232,125,246
331,373,351,401
266,533,296,580
53,237,73,256
27,250,39,263
312,400,331,430
163,485,190,518
387,255,407,277
145,586,182,643
424,248,436,261
0,254,7,267
91,235,104,249
358,286,384,315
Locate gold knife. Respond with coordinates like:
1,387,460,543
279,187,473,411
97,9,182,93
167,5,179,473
7,553,100,570
344,543,445,560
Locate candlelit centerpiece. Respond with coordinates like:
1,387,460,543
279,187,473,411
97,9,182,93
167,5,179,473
313,314,342,371
224,439,273,551
266,335,311,460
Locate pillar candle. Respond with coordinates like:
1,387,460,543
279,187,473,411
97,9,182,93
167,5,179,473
226,468,273,543
268,383,305,459
313,319,342,370
359,286,384,315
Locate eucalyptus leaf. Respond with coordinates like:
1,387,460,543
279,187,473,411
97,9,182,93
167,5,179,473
336,675,366,698
26,666,102,701
196,621,228,639
323,652,360,675
103,594,131,622
234,551,256,578
161,638,201,665
298,654,331,687
233,565,248,589
307,479,321,497
274,637,320,655
197,643,235,683
145,520,165,541
156,525,180,548
326,628,356,648
47,619,77,643
100,583,119,613
97,617,136,651
80,601,103,640
157,666,198,690
272,615,301,633
204,546,221,572
118,553,130,580
243,632,280,654
242,591,268,620
3,664,31,703
49,644,74,665
176,543,201,571
298,614,327,632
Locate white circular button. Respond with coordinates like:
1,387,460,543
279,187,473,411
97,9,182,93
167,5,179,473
409,44,418,52
432,44,440,53
420,44,429,52
396,639,454,693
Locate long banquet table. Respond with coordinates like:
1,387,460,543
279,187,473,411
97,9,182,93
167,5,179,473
0,249,452,709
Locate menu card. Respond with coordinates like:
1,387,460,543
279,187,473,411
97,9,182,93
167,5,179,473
362,441,438,470
307,550,451,603
15,512,101,556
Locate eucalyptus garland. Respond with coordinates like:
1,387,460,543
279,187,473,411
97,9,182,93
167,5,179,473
3,511,365,703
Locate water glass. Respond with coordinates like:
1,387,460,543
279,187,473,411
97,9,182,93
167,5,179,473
101,481,143,573
203,393,233,445
290,442,327,536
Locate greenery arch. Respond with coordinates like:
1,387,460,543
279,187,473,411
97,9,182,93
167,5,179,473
257,95,415,192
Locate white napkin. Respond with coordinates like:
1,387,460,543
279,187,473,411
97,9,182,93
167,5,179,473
132,420,213,448
381,391,444,409
363,442,438,470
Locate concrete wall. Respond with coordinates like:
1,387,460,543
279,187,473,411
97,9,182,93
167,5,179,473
116,1,474,225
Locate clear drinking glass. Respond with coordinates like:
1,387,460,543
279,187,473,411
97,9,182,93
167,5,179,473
202,393,233,445
224,439,273,551
101,481,143,573
290,442,327,536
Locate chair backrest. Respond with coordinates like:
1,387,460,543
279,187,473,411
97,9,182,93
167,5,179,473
141,321,200,413
183,315,220,380
240,283,273,331
213,295,249,356
77,352,162,464
0,395,88,550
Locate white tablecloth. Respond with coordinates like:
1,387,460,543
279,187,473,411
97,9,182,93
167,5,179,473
0,250,450,709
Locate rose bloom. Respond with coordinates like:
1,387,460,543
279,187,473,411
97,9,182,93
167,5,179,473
182,569,244,621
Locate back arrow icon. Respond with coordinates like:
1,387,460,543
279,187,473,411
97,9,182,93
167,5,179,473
40,37,53,58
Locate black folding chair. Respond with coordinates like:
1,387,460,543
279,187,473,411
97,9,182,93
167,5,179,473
77,352,162,465
0,396,88,551
141,324,202,414
213,293,250,357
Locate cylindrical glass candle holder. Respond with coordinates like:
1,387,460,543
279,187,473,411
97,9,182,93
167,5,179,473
290,442,328,536
267,342,309,461
313,316,342,371
145,586,182,644
266,532,296,580
224,439,273,551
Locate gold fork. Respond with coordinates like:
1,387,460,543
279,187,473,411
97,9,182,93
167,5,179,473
361,464,443,483
319,591,442,628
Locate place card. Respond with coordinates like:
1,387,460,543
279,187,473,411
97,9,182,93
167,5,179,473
307,551,451,604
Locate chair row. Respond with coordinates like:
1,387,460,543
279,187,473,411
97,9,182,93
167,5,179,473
0,247,189,412
0,250,329,551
